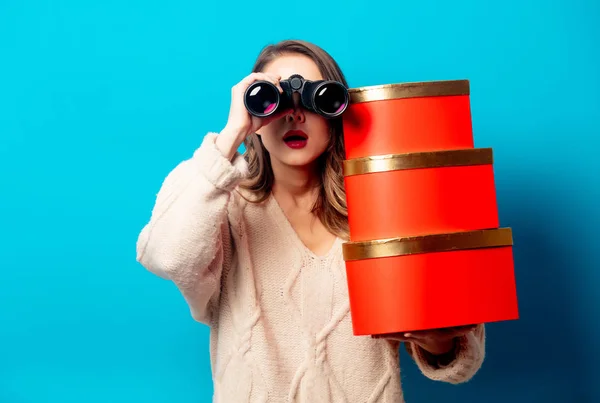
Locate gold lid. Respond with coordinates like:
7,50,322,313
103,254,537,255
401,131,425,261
343,148,493,177
343,228,513,261
348,79,470,104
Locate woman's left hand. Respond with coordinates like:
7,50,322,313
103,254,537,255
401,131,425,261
372,324,478,356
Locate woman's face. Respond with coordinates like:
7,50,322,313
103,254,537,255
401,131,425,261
256,54,331,170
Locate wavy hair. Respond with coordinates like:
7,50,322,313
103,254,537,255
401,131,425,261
238,40,350,240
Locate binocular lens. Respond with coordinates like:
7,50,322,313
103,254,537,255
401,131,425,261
245,82,279,116
314,83,348,116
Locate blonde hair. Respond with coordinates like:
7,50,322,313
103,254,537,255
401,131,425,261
238,40,350,240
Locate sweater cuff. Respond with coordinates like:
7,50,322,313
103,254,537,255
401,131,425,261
192,133,249,191
407,324,486,384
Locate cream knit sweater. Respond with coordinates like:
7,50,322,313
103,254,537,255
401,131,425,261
136,133,486,402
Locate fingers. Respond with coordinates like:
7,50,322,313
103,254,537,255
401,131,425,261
409,324,477,339
371,324,478,341
371,332,412,341
443,324,478,337
236,72,283,93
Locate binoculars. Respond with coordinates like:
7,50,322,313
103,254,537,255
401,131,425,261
243,74,349,119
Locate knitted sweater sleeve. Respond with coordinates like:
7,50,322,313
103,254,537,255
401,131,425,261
405,324,486,384
135,133,248,324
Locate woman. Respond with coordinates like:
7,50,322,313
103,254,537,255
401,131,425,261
136,39,485,402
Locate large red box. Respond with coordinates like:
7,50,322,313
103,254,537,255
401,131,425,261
341,79,519,336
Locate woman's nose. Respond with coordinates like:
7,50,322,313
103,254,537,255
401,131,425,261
285,93,305,123
286,107,306,123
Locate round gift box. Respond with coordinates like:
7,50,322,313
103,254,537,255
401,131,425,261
343,148,499,241
342,228,520,335
343,79,473,159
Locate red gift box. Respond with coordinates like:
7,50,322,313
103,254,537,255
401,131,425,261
341,79,519,336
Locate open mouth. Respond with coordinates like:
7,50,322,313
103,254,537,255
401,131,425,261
283,130,308,149
283,130,308,141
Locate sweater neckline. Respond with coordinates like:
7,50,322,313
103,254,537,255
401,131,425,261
267,194,341,260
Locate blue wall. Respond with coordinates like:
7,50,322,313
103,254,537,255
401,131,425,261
1,1,598,402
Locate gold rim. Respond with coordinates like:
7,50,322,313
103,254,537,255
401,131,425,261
343,148,493,176
348,79,470,104
343,228,513,261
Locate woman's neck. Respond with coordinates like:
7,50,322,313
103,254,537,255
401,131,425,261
271,160,320,209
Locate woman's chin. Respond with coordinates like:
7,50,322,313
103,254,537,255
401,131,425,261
277,151,321,169
266,141,328,170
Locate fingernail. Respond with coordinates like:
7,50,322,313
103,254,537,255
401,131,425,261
404,333,411,337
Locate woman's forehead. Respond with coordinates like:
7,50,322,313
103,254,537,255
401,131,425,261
263,54,323,81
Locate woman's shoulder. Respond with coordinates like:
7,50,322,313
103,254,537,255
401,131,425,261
227,186,270,218
224,186,273,242
230,186,254,208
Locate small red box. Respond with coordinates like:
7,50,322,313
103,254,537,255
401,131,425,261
341,80,519,335
342,80,474,159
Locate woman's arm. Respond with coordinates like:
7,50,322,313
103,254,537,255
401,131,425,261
136,133,248,324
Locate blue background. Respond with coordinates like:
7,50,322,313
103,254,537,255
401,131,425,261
1,0,599,402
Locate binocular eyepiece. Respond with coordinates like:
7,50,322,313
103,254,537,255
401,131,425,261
243,74,349,119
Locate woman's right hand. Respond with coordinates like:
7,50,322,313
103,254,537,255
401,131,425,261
216,72,287,160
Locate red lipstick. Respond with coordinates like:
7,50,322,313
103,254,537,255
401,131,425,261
282,130,308,149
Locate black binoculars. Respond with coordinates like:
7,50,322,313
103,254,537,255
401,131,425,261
243,74,349,119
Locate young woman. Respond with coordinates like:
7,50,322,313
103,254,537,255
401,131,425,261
136,39,485,402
